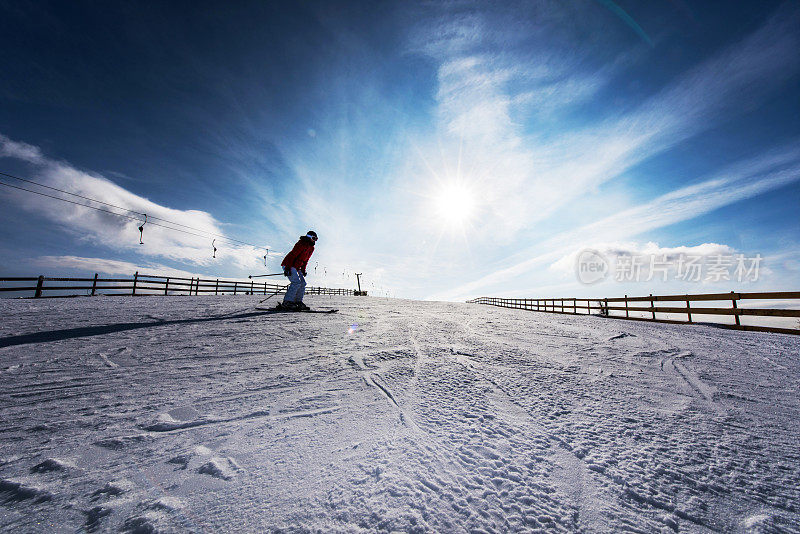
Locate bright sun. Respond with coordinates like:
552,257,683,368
434,183,476,226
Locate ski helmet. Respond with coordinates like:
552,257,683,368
306,230,318,241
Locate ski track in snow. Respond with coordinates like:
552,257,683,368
0,295,799,533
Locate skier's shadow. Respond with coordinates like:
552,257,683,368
0,311,278,349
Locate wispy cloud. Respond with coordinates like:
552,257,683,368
0,134,43,162
433,142,800,300
409,2,800,241
394,2,798,299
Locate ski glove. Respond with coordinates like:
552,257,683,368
283,266,291,277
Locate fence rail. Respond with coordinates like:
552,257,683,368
467,291,800,335
0,272,356,298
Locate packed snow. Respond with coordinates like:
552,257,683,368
0,295,798,533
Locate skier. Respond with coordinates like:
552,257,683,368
279,230,317,311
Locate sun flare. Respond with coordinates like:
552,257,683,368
434,183,476,226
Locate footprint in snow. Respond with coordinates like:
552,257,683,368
167,454,192,470
30,457,75,474
197,457,241,481
91,479,133,501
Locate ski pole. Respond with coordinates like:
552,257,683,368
259,289,284,303
249,273,285,278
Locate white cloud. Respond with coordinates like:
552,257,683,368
0,133,43,162
0,134,274,272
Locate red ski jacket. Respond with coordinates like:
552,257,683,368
281,236,315,272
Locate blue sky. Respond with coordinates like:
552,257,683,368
0,0,798,300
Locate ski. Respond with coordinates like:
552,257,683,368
255,307,338,314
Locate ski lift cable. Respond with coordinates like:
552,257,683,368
0,170,145,215
0,171,265,248
0,178,266,248
0,181,266,248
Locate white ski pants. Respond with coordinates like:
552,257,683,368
283,267,307,303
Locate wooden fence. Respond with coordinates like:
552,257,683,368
0,272,356,298
467,291,800,335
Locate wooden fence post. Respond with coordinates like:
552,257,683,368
195,279,199,296
250,280,254,295
263,282,267,295
624,295,629,318
164,277,170,295
34,275,44,298
686,296,692,323
233,281,238,295
650,294,655,320
91,273,98,296
215,279,219,295
731,291,740,326
132,271,138,296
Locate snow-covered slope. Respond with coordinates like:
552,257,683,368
0,295,798,532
